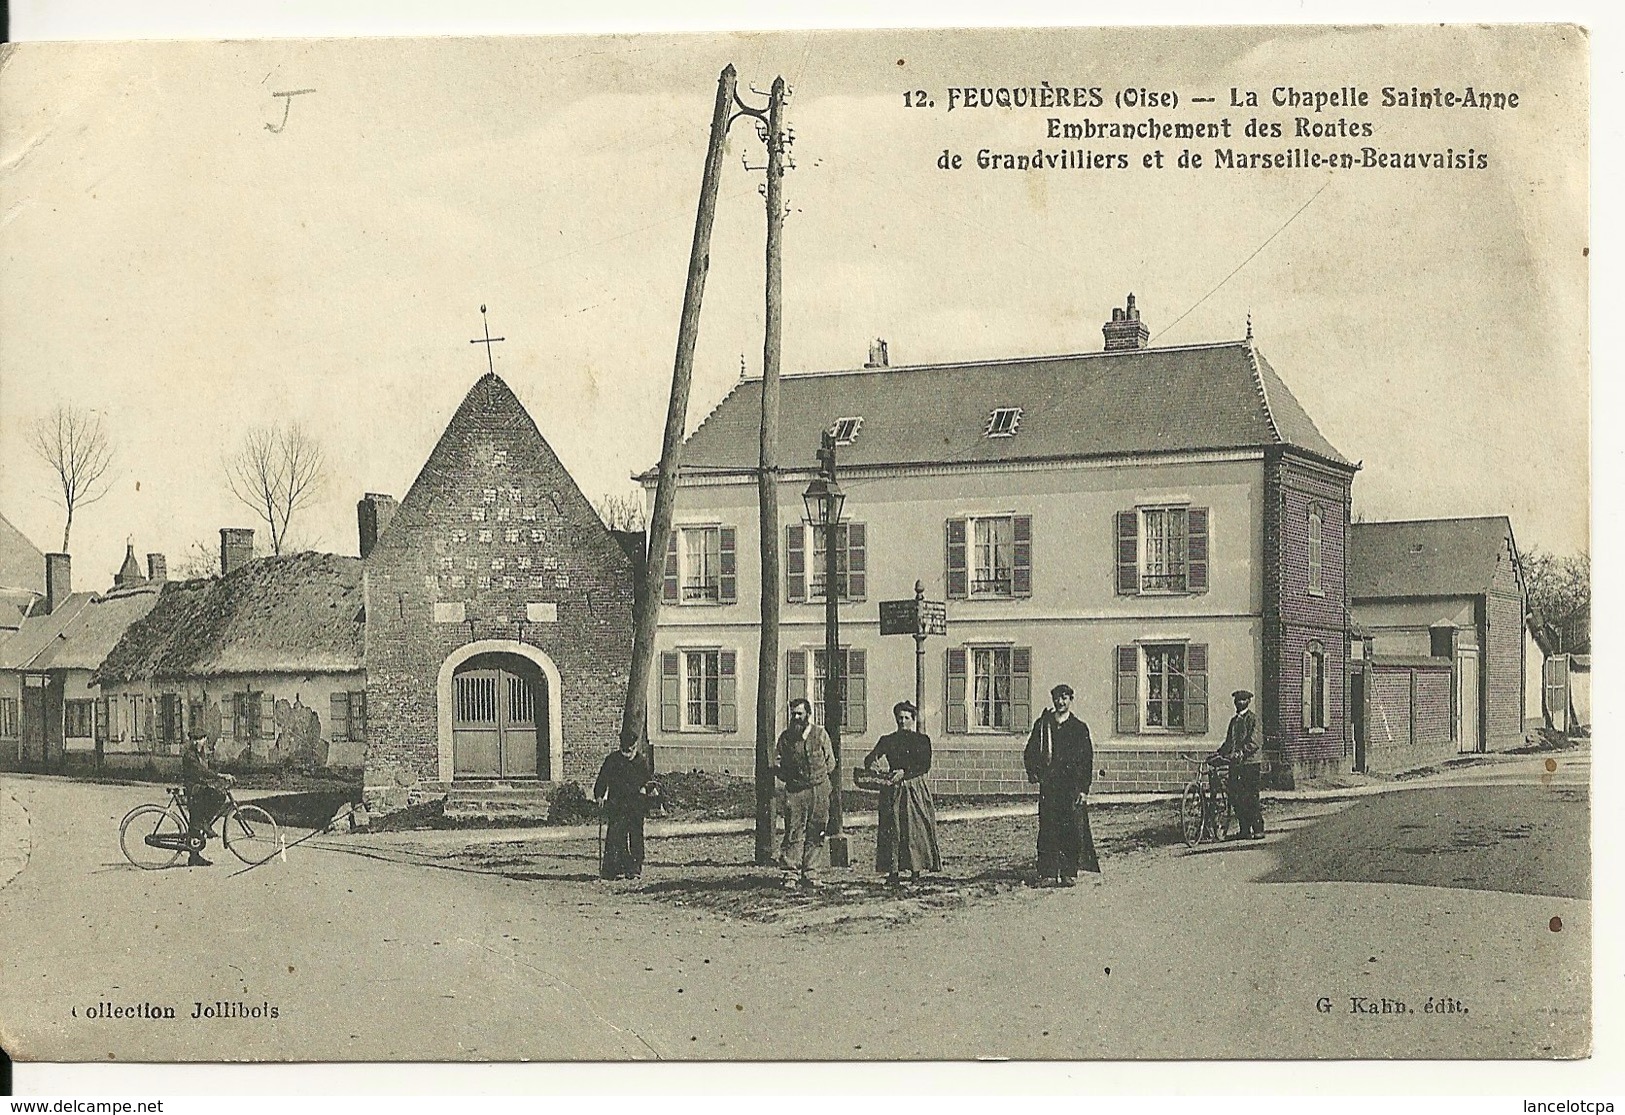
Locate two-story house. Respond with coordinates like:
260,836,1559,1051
644,298,1358,791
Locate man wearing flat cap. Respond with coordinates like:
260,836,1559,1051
1216,689,1264,839
1022,682,1100,885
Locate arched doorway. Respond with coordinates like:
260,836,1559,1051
437,641,563,782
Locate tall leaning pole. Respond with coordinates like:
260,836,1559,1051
620,65,738,753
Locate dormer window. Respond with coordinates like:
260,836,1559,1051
985,407,1023,438
830,416,863,445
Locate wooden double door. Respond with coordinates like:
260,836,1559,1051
452,654,548,779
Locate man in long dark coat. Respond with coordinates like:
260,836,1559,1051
594,733,653,879
1023,683,1100,886
1217,689,1264,839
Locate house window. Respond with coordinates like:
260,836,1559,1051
944,645,1032,734
1308,505,1324,595
984,407,1023,438
128,695,144,743
945,515,1031,599
785,648,867,734
1115,507,1209,595
0,698,16,738
64,699,95,739
1303,641,1329,732
658,649,738,733
830,416,863,445
662,526,737,605
1114,643,1210,736
233,692,263,740
157,694,181,745
330,691,367,742
785,523,866,603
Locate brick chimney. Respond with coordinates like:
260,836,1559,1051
146,553,168,584
357,493,398,559
865,338,889,368
115,543,145,589
1103,293,1151,352
44,553,71,615
220,528,255,576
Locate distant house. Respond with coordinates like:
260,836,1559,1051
1349,516,1527,758
92,536,366,773
0,549,164,771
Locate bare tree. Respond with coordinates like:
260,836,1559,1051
29,405,117,551
595,490,648,532
1523,547,1590,654
225,421,328,556
172,539,220,580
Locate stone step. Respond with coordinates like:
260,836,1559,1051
446,787,555,804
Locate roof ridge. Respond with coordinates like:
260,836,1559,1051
1242,338,1284,446
732,339,1248,385
1353,515,1512,528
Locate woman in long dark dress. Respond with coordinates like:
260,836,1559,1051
862,700,943,884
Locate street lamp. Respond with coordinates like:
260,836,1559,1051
802,431,849,866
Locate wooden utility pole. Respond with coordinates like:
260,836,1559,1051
754,76,788,865
619,64,738,751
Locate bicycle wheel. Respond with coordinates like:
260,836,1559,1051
1207,789,1232,843
120,804,185,870
223,804,282,865
1179,781,1204,847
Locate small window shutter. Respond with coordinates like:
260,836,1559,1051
785,525,806,603
845,649,866,735
659,652,681,732
717,527,737,603
1011,647,1032,731
786,650,807,724
330,693,349,741
144,697,156,744
353,691,367,741
1301,649,1313,730
1012,515,1033,597
1115,646,1139,734
260,693,276,740
945,648,968,734
846,523,867,601
95,698,109,742
1116,511,1139,594
1187,508,1209,593
945,519,968,599
718,651,738,732
1185,644,1209,735
661,532,679,604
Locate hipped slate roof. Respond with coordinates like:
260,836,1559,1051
1349,517,1519,600
93,552,364,684
657,340,1351,477
7,585,164,673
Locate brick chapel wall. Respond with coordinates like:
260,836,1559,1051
363,375,636,810
1263,453,1354,786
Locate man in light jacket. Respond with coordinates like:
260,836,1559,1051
772,697,835,891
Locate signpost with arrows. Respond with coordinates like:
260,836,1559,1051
880,581,948,735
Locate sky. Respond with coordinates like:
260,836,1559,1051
0,24,1589,589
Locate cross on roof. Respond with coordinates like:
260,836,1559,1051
470,304,505,374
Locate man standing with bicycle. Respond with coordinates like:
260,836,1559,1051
182,730,231,867
1217,689,1264,840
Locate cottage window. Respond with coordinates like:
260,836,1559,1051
943,645,1031,734
233,692,263,741
1113,643,1210,736
158,694,181,745
830,416,863,445
1307,505,1324,596
984,407,1023,438
1302,641,1329,732
0,697,16,738
64,700,94,739
661,525,738,605
945,516,1031,600
330,691,367,742
784,648,867,734
657,649,738,733
785,522,866,603
1115,507,1209,595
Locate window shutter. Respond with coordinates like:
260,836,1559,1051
1187,508,1209,593
846,523,867,601
945,519,968,599
1012,515,1033,597
1011,646,1032,731
659,652,681,732
661,532,679,604
1185,644,1209,735
945,648,968,734
785,525,806,603
1301,649,1313,730
845,649,867,735
330,693,349,741
718,651,738,732
353,691,367,741
144,697,156,744
786,650,807,724
260,693,276,740
1116,511,1139,594
95,698,109,742
717,527,738,603
1115,645,1139,734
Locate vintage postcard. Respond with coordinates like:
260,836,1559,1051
0,23,1589,1066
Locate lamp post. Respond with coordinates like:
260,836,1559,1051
802,430,849,867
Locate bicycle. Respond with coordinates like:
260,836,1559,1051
119,776,283,869
1178,752,1233,847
